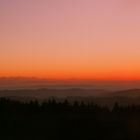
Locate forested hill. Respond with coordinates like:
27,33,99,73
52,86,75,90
0,98,140,139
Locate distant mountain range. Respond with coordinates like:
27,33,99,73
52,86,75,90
0,77,140,90
110,89,140,97
0,88,140,98
0,88,107,98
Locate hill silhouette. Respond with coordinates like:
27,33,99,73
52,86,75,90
0,77,140,90
0,98,140,139
110,89,140,97
0,88,107,98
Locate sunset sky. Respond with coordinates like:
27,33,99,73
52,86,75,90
0,0,140,80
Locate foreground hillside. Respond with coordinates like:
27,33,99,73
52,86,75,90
0,98,140,140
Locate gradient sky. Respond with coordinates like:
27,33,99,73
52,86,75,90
0,0,140,80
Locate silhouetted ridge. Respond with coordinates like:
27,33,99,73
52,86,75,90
111,89,140,97
0,88,107,98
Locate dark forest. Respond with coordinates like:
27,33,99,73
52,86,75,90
0,98,140,140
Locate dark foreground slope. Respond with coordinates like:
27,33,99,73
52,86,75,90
0,98,140,140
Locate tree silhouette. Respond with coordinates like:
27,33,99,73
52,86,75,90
0,98,139,139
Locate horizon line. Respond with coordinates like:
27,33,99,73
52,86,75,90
0,76,140,82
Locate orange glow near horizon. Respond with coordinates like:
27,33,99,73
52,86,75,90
1,68,140,81
0,0,140,81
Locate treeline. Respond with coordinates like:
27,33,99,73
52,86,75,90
0,98,140,114
0,98,140,140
